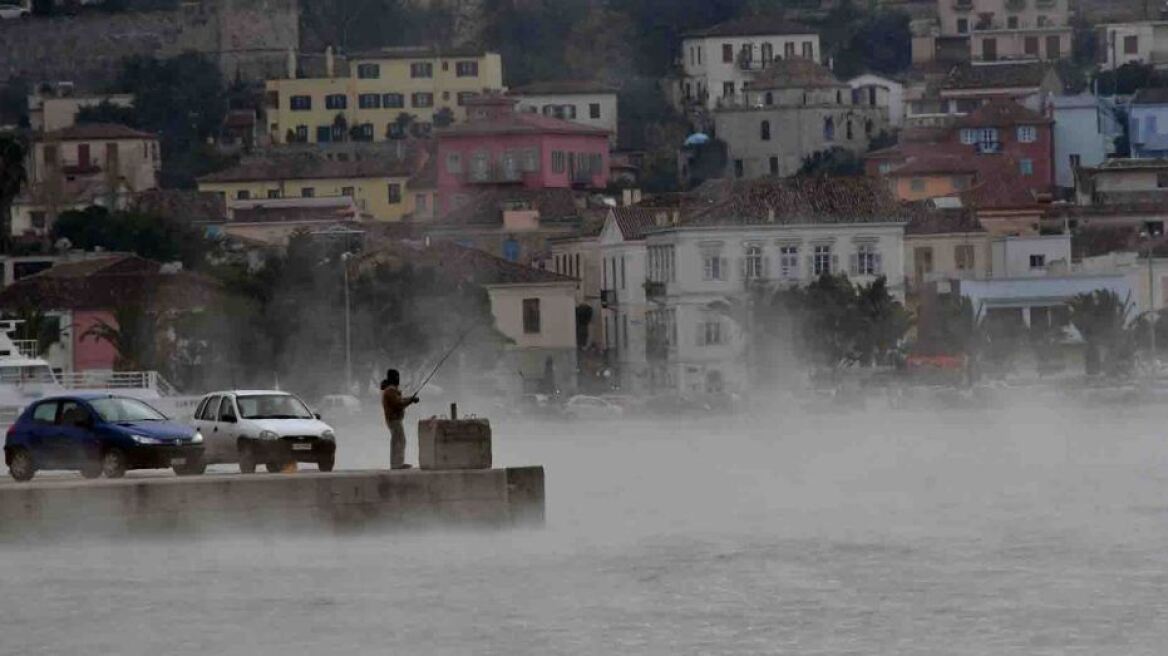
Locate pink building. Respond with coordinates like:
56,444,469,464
435,96,610,215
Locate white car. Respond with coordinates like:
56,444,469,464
192,390,336,473
563,395,625,421
0,4,30,19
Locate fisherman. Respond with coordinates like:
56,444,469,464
380,369,419,470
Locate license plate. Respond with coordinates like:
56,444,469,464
170,458,187,466
291,443,312,451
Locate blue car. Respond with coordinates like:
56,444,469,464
4,394,205,482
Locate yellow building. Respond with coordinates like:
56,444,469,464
265,47,504,145
197,156,420,222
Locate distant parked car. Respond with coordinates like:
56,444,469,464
320,394,361,417
0,4,30,19
4,394,205,482
563,395,624,421
192,390,336,473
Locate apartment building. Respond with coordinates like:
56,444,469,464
510,81,619,146
1098,21,1168,69
265,46,504,145
918,0,1072,62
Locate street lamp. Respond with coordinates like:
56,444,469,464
1142,231,1157,367
341,251,354,395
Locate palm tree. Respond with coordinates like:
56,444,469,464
0,134,27,251
1068,289,1134,376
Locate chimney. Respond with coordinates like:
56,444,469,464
286,48,297,79
325,46,335,78
633,189,642,205
671,210,680,226
621,189,632,206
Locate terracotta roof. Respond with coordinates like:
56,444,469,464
610,207,663,241
683,16,816,38
509,80,618,96
434,188,583,226
1132,88,1168,105
0,255,221,312
745,58,845,91
437,109,610,138
954,98,1052,127
942,62,1053,91
231,198,361,224
885,154,977,176
355,240,575,286
904,205,984,235
957,155,1041,209
680,177,909,226
43,123,156,141
199,154,414,183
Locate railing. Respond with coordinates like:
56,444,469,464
570,169,595,184
467,165,523,184
56,370,179,396
12,340,38,358
644,280,667,300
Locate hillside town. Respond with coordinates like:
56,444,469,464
2,0,1168,413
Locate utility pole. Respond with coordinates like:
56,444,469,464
1148,239,1157,365
341,251,353,395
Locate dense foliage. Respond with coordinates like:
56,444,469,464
51,206,208,268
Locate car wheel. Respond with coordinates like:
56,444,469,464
80,460,102,479
238,443,257,474
173,461,207,476
101,448,127,479
8,448,35,482
318,454,335,472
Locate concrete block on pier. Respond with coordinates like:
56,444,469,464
417,418,492,470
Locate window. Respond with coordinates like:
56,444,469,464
457,91,477,106
267,189,281,199
383,93,404,108
1069,153,1081,171
357,63,380,79
316,125,332,143
960,128,976,145
1125,35,1139,54
761,43,774,62
760,120,771,141
824,116,835,141
359,93,381,109
1029,254,1046,269
743,244,764,279
813,244,833,276
955,244,975,271
290,95,311,111
301,187,315,198
1045,35,1061,58
733,159,744,178
779,245,799,278
31,401,57,424
235,190,250,200
910,177,926,192
295,125,308,142
412,92,434,108
218,397,237,422
722,43,733,62
325,94,347,110
552,151,566,173
703,252,727,281
1017,125,1037,143
722,81,734,98
982,38,997,61
1007,15,1018,28
846,120,854,140
853,244,880,276
410,62,433,78
957,18,969,34
446,152,462,174
914,246,934,279
765,91,774,106
802,41,813,58
1024,36,1039,55
1020,158,1034,176
522,298,541,334
589,103,601,119
387,184,402,204
700,320,724,346
769,156,779,174
30,211,46,229
503,238,520,262
784,42,795,58
1157,172,1168,189
521,148,539,172
455,61,479,77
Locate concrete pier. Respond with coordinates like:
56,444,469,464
0,467,544,538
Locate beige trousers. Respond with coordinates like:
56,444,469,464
388,419,406,468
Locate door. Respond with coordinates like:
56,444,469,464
196,395,223,460
55,400,96,468
25,400,59,466
1045,35,1060,59
213,396,241,461
77,143,91,169
982,38,997,61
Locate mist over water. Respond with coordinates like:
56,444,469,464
4,402,1168,654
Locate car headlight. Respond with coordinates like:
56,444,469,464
131,434,163,445
191,432,204,444
259,430,280,441
321,429,335,441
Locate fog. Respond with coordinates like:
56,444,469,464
3,401,1168,654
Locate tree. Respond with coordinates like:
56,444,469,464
852,276,911,365
0,134,27,251
3,305,63,356
829,10,912,78
433,107,455,129
797,147,864,177
52,206,208,268
1068,289,1136,376
82,302,165,372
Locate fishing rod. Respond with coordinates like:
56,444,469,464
409,325,476,396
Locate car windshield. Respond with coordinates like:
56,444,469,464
90,397,168,423
237,394,313,419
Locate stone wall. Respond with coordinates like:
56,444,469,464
0,0,298,86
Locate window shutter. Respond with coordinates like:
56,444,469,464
874,252,883,275
849,253,858,276
831,254,839,274
763,256,771,279
806,255,813,277
720,257,729,281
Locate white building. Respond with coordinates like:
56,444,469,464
1098,22,1168,69
510,81,619,146
676,17,820,113
848,73,906,128
991,234,1071,277
27,83,135,133
1050,94,1120,190
640,177,907,395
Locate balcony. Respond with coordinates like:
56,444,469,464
644,280,667,301
600,289,617,308
1005,0,1025,11
976,141,1001,154
953,0,973,11
467,164,523,184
